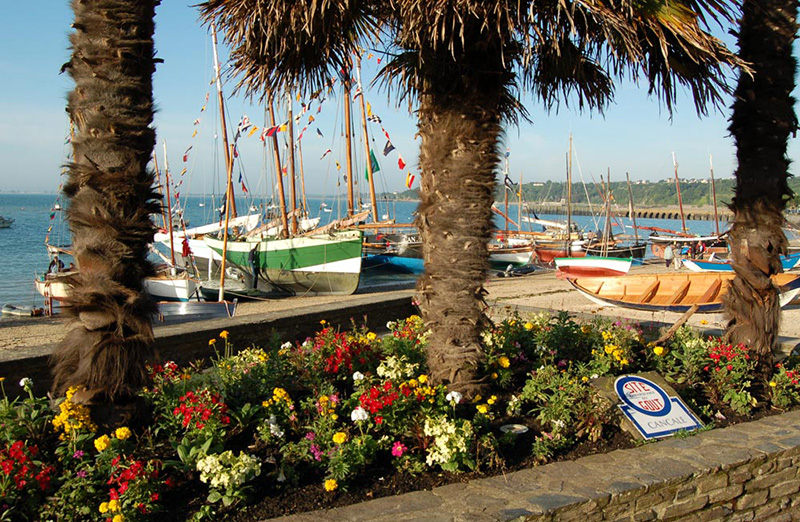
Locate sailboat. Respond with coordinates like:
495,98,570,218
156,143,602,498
204,85,364,296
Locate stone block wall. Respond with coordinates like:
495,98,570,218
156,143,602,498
270,410,800,521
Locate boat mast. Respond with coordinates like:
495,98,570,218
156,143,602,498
218,143,235,302
518,171,523,232
626,172,639,246
567,134,573,257
152,151,168,233
286,95,298,235
355,55,379,223
298,140,309,219
343,65,355,217
267,98,289,237
604,170,611,257
672,152,687,234
162,141,176,266
709,154,720,237
211,24,237,218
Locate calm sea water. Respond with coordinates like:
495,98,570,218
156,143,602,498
0,193,727,310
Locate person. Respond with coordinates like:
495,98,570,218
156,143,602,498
663,243,674,269
67,262,75,272
248,245,260,289
48,256,64,274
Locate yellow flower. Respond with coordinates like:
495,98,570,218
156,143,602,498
621,359,629,366
770,381,777,387
94,435,110,452
332,432,347,444
114,427,132,441
524,322,534,330
320,319,327,325
366,332,377,341
418,374,428,384
700,320,708,325
498,356,510,368
107,499,120,512
0,377,5,382
219,330,229,339
331,413,338,421
487,396,496,405
604,344,616,354
324,478,338,491
408,379,418,387
99,502,109,514
476,404,488,414
491,372,498,380
112,515,124,522
582,376,589,382
208,338,216,346
653,346,664,356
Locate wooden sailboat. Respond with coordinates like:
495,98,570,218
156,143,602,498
568,272,800,313
584,171,647,258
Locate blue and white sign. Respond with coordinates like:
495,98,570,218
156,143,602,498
614,375,702,439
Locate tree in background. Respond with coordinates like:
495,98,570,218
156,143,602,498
724,0,798,379
199,0,741,395
51,0,161,428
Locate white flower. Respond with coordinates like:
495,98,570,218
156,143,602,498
19,378,32,389
352,371,365,382
445,391,462,404
350,406,369,422
277,468,287,482
268,415,284,438
280,341,292,351
590,374,599,379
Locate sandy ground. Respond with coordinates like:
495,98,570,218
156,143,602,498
3,260,800,351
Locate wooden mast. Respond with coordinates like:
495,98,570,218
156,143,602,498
672,152,687,233
567,134,573,257
152,151,168,233
709,154,720,237
343,66,355,217
517,171,523,232
355,55,379,223
604,170,611,257
211,24,237,218
626,172,640,247
267,98,289,237
217,144,235,302
286,95,298,236
298,140,309,219
162,141,176,266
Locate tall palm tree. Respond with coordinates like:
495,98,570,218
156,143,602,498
724,0,798,377
51,0,161,427
199,0,741,395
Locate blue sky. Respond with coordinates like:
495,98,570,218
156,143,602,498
0,3,797,198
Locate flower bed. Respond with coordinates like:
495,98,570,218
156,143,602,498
2,312,799,521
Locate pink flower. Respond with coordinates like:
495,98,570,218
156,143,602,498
391,441,407,457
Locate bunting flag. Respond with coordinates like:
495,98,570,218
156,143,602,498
320,149,332,159
503,174,516,190
241,182,248,195
367,114,381,124
182,146,192,162
406,172,415,189
200,104,206,113
193,118,201,126
377,58,382,64
383,140,395,156
365,149,380,180
366,102,373,117
367,53,373,60
180,168,187,176
238,172,242,183
316,128,324,137
248,126,259,137
353,87,362,100
265,126,279,137
233,145,239,158
398,154,406,171
308,115,315,123
335,161,341,170
505,147,510,158
281,166,287,175
279,124,287,132
191,129,198,138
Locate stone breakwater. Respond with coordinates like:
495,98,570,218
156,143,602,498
525,203,733,222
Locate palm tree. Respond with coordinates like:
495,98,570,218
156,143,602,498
199,0,741,395
51,0,161,427
724,0,798,378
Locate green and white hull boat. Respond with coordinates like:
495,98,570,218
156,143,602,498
204,229,363,296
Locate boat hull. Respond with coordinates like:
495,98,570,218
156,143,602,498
568,272,800,313
555,256,632,278
584,243,647,259
684,253,800,273
205,230,363,296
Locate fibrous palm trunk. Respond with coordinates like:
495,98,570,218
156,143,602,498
52,0,161,428
724,0,798,378
414,41,506,396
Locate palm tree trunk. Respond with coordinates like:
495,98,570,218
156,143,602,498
724,0,798,378
415,43,506,396
51,0,161,427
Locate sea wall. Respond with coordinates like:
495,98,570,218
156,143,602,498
525,203,735,222
272,410,800,522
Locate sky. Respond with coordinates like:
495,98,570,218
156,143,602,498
1,3,798,199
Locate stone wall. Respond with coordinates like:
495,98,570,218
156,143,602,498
270,409,800,521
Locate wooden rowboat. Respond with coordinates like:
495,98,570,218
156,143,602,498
567,272,800,313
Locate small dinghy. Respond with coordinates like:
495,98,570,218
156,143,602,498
2,304,44,317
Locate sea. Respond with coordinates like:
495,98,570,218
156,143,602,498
0,193,727,315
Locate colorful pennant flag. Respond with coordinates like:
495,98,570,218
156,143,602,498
316,128,324,137
248,126,259,137
320,149,332,159
398,154,406,171
383,140,395,156
406,172,415,189
366,149,381,180
182,146,192,162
